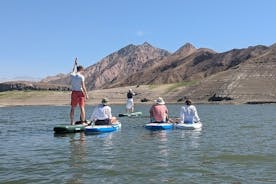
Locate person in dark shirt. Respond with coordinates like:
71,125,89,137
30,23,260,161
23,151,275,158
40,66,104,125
126,89,136,113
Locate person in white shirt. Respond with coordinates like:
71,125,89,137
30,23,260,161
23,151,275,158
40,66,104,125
70,58,89,125
90,98,117,125
179,99,200,124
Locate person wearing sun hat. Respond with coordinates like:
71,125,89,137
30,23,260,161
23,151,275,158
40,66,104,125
149,97,169,123
179,99,200,124
90,98,117,125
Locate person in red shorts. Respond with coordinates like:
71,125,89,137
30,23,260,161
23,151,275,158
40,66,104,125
70,58,89,125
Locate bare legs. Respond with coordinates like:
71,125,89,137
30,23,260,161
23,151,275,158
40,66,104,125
70,106,75,125
70,105,86,125
80,106,86,122
126,107,134,113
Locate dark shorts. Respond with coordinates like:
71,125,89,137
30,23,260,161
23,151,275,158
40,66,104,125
152,121,167,123
94,119,111,125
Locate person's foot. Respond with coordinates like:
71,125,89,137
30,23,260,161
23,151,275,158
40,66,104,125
81,120,89,126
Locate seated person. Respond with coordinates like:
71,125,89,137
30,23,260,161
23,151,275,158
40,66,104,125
150,97,169,123
179,99,200,124
90,98,117,125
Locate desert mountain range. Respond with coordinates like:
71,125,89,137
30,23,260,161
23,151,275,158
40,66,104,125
1,42,276,103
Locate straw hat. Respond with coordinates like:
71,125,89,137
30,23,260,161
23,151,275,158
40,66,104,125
155,97,165,105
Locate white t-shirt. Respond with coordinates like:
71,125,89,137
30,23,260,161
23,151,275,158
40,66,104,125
70,72,85,91
90,104,112,120
180,105,200,123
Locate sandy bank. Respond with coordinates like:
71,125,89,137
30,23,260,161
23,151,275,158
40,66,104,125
1,84,275,107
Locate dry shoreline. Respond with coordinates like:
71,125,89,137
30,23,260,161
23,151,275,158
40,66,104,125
1,84,275,107
0,85,203,107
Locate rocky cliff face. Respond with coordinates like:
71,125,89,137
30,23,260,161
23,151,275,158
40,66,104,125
2,42,276,104
165,44,276,103
85,42,170,89
42,42,170,90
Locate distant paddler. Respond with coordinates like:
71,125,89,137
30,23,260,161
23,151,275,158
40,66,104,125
69,57,89,125
126,88,136,113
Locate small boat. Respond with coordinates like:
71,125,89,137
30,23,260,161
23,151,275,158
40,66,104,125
174,122,202,130
53,124,86,133
85,122,121,134
144,123,173,131
118,112,142,117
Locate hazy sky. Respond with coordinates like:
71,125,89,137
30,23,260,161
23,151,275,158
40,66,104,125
0,0,275,81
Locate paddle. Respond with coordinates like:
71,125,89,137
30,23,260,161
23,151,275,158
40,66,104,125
72,57,78,72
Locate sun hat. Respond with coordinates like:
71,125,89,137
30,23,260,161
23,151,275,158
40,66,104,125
101,98,109,105
155,97,165,105
185,99,192,105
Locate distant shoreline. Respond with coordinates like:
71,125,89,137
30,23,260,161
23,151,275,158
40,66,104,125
1,84,276,107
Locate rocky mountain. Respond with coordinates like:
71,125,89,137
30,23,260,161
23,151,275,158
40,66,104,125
42,42,170,90
1,42,275,104
163,44,276,103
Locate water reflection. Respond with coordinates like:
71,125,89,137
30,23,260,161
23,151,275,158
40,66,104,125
144,130,171,168
67,133,87,184
149,130,169,142
178,128,202,148
85,132,116,172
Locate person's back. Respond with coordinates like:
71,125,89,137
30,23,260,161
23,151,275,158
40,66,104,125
91,98,116,125
70,72,84,91
69,58,89,125
180,99,200,124
150,97,168,123
126,89,135,113
127,91,134,99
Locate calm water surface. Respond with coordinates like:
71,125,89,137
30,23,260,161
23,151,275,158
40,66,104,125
0,104,275,184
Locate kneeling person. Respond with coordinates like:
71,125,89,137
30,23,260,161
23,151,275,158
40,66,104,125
90,98,117,125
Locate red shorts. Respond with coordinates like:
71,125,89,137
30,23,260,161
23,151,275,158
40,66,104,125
71,91,85,107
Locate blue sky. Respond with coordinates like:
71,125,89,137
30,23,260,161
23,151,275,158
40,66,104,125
0,0,275,81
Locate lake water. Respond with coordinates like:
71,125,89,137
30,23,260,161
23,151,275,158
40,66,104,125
0,104,275,184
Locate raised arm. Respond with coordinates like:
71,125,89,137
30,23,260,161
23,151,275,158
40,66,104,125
72,57,78,73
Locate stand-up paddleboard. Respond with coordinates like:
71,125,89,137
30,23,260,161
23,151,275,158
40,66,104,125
174,122,202,130
118,112,142,117
85,121,121,134
144,123,173,131
53,120,90,133
53,124,86,133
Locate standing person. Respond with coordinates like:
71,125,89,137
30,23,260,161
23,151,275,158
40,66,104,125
90,98,117,125
179,99,200,124
70,58,89,125
126,89,136,113
150,97,169,123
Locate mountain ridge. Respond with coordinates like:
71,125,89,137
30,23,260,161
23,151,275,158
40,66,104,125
1,42,275,103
